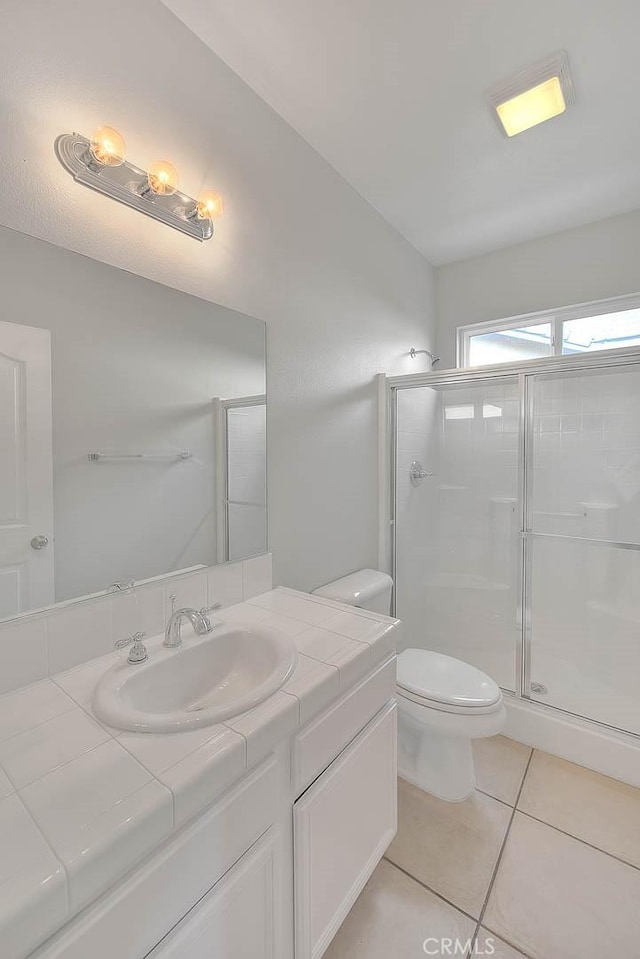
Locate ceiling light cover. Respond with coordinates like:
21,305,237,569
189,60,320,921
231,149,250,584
488,51,575,138
497,77,565,137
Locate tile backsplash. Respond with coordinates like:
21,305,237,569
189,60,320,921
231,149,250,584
0,554,272,696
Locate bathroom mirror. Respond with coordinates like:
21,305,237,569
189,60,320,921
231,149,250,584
0,225,267,622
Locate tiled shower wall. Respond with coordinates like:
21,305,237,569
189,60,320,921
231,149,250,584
531,366,640,542
0,553,272,696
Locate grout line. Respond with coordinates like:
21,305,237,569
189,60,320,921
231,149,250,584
515,808,640,874
470,748,535,953
0,685,77,746
476,928,537,959
294,642,372,680
474,785,518,809
9,786,72,908
5,731,115,793
382,857,480,925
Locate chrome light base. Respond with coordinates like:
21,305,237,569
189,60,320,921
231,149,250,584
55,133,214,242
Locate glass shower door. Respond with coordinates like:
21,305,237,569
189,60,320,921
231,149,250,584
526,364,640,734
395,377,522,691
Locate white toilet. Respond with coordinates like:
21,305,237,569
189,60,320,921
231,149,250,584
312,569,506,802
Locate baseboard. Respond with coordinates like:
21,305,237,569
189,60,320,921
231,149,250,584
503,695,640,788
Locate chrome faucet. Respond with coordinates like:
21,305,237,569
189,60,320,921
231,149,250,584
163,594,223,649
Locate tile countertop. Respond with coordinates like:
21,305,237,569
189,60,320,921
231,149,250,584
0,588,400,959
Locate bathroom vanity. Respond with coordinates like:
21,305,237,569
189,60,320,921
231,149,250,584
0,587,399,959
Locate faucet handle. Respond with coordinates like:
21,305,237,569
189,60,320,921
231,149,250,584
169,593,177,616
115,631,148,664
114,634,135,650
199,603,223,631
114,631,147,648
200,602,223,614
128,632,148,664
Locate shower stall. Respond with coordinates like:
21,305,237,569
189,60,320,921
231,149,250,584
387,348,640,741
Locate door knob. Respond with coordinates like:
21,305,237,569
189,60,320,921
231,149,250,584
30,535,49,550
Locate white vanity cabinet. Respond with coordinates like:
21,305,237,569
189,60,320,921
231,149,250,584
141,659,397,959
294,702,397,959
31,758,281,959
29,653,397,959
146,830,277,959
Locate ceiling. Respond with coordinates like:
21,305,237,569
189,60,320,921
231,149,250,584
162,0,640,265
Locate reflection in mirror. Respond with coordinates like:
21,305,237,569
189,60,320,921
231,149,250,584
0,226,266,621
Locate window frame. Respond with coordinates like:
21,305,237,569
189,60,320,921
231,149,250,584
456,291,640,368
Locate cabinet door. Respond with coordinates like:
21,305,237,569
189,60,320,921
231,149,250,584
147,830,276,959
294,702,397,959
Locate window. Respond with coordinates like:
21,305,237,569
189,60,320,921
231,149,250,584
458,296,640,368
467,323,553,366
561,311,640,354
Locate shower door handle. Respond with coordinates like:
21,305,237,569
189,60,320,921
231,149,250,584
409,461,433,486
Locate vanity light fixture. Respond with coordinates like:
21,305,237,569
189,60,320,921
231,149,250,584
488,51,575,138
146,160,179,197
56,127,223,241
196,190,225,220
90,126,126,166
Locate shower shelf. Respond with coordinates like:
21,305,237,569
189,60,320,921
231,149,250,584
87,451,193,462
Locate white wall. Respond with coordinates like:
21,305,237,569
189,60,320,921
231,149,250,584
0,0,435,594
436,208,640,369
0,226,265,604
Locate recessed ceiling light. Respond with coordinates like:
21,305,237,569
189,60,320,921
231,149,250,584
488,51,575,138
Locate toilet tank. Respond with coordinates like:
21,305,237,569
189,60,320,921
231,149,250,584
312,569,393,615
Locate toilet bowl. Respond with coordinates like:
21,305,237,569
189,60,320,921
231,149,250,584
312,569,506,802
396,649,505,802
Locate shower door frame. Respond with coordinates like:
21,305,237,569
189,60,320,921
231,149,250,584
213,393,267,563
385,345,640,732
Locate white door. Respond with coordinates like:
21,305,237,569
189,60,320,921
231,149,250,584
146,830,277,959
0,321,54,617
294,703,397,959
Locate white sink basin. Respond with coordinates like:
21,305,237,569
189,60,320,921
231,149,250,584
92,624,297,733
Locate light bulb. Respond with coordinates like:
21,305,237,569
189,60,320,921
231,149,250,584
90,126,126,166
196,190,224,220
147,160,179,196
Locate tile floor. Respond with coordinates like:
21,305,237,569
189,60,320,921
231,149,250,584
325,735,640,959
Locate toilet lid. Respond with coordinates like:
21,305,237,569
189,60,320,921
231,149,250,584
397,649,501,709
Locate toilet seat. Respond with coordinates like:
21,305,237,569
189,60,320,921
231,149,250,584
396,685,504,716
397,649,501,714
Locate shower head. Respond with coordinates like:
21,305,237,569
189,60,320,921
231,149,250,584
409,347,440,367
